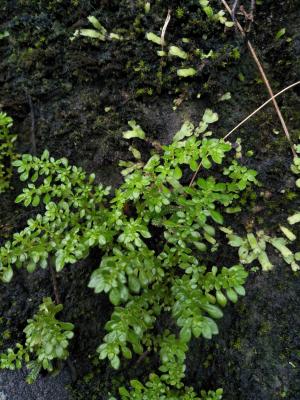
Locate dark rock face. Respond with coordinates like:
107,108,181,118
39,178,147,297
0,367,71,400
0,0,300,399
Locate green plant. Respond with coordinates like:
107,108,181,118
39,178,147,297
0,31,9,40
226,229,300,272
282,149,300,262
72,16,122,42
0,297,74,383
290,148,300,187
0,109,260,396
198,0,234,27
175,7,185,19
0,112,17,193
117,375,223,400
145,0,235,87
223,148,300,273
0,343,29,370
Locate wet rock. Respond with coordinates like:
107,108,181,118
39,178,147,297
0,367,71,400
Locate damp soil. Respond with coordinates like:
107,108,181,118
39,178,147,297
0,0,300,399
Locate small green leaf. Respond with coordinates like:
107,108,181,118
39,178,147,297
128,275,141,293
180,326,192,342
78,29,106,40
173,121,194,142
2,267,13,283
157,50,166,57
288,213,300,225
201,304,223,319
15,194,26,203
202,109,219,124
109,288,121,305
0,31,9,40
87,16,106,32
210,210,223,224
122,346,132,359
280,226,296,241
234,286,246,296
226,288,238,303
202,157,212,169
202,324,212,339
257,251,273,271
123,121,146,140
275,28,286,40
168,45,188,60
119,387,130,396
219,92,231,102
26,261,36,273
20,172,29,181
177,68,197,77
173,166,182,180
129,146,141,160
32,195,40,207
146,32,162,45
111,355,120,369
216,291,227,307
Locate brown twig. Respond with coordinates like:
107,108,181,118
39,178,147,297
221,0,296,157
49,257,61,305
135,350,150,366
189,160,203,187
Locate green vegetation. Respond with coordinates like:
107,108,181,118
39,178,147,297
0,98,299,398
0,112,17,193
72,15,122,42
0,1,299,398
198,0,234,27
224,146,300,273
0,298,74,383
226,229,300,272
0,109,257,397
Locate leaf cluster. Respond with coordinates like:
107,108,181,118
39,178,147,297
0,112,18,193
0,298,73,383
227,229,300,272
72,15,122,42
0,110,258,397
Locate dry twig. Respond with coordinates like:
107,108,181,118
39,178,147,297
49,258,61,305
224,81,300,140
189,2,298,186
161,9,171,49
221,0,296,157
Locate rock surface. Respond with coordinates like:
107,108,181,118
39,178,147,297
0,0,300,399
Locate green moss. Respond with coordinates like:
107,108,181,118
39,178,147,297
232,338,242,351
259,321,272,336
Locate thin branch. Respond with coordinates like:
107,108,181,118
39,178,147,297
224,81,300,140
49,258,61,305
135,350,151,366
189,160,203,187
161,9,171,49
221,0,296,157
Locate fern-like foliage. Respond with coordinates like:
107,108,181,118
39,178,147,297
0,112,17,193
0,109,259,397
224,149,300,272
0,298,73,383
